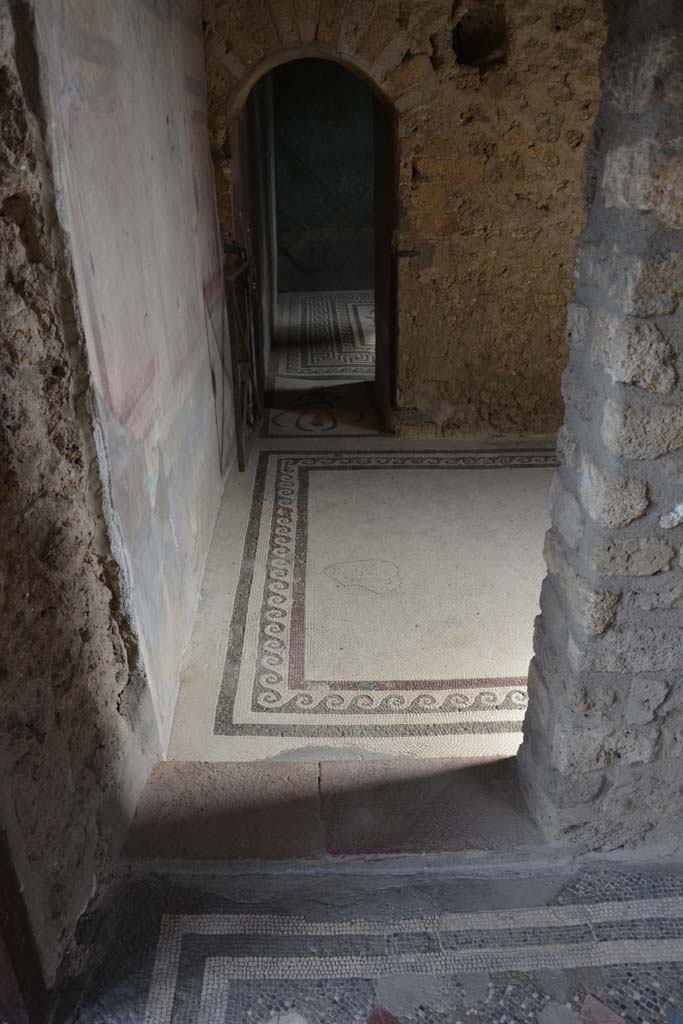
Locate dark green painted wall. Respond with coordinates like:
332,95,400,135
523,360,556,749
272,59,374,292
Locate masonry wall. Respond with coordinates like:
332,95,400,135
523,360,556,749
204,0,606,436
0,2,160,984
518,0,683,851
33,0,235,745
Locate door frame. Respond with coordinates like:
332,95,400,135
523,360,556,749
230,55,399,422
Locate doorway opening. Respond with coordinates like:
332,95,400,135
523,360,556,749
231,57,396,445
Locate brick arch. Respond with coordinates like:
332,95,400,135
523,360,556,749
226,44,395,121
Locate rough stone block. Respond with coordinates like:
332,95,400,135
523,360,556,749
604,35,678,115
551,720,658,775
660,502,683,529
579,455,648,529
627,579,683,611
585,534,674,576
627,676,669,725
565,301,592,348
594,313,675,394
618,253,683,317
602,398,683,460
317,0,345,45
338,0,376,56
268,0,300,43
370,31,410,84
586,626,683,674
577,247,683,316
384,54,433,99
357,4,401,65
599,761,683,852
561,362,595,420
603,138,683,230
544,532,619,635
556,424,579,470
550,475,584,549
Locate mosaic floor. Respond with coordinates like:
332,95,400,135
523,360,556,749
169,438,555,762
269,291,375,389
262,383,380,438
57,864,683,1023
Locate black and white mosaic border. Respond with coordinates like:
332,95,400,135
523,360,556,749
144,896,683,1024
279,291,376,381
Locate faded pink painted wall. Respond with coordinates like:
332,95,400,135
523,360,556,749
34,0,235,744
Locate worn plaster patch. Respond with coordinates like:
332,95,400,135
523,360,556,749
324,560,403,594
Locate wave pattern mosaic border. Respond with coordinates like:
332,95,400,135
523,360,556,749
213,449,558,738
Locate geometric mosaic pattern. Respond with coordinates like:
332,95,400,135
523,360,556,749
143,877,683,1023
213,448,557,749
272,291,375,382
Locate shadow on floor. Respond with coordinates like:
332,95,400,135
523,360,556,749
124,756,544,862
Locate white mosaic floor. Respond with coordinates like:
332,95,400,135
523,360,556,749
169,436,555,762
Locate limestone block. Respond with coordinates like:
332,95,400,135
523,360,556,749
550,475,584,549
627,676,669,725
579,455,648,529
552,721,658,774
594,313,675,393
585,535,674,576
603,138,683,230
602,398,683,460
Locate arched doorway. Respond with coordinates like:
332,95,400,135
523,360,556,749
227,55,397,453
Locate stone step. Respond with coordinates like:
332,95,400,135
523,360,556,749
123,756,543,862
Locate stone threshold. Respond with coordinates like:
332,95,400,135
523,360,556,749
123,756,544,862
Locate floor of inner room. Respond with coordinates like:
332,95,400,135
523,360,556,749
125,290,559,864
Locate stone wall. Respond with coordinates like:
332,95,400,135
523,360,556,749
204,0,605,436
518,0,683,851
0,1,159,985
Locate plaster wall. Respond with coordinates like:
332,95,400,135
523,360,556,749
204,0,606,436
0,0,160,985
33,0,236,745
